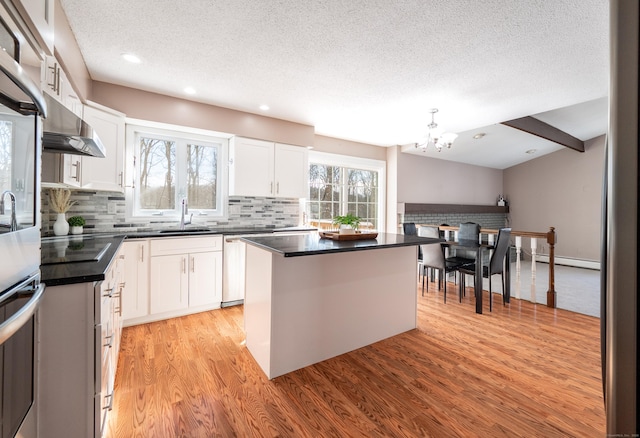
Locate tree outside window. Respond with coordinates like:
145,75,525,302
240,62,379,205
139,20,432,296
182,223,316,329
308,163,378,229
131,126,226,217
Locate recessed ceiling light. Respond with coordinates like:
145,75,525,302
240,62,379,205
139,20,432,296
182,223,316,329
473,133,486,140
525,149,537,154
121,53,141,63
259,104,270,111
184,87,196,95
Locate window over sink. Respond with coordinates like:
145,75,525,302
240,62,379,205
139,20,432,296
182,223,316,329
126,122,229,218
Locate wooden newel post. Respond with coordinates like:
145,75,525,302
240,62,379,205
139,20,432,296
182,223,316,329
546,226,556,308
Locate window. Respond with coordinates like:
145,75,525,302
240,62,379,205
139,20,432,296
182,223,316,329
127,123,228,218
306,152,385,230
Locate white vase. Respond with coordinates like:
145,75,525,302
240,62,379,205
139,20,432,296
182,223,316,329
339,225,355,235
53,213,69,236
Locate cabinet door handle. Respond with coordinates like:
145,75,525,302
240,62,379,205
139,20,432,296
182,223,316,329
103,286,114,298
72,160,81,181
104,334,113,348
270,182,273,194
47,63,60,93
103,392,114,411
55,66,61,95
119,171,124,187
276,182,279,194
182,257,186,274
114,288,123,316
191,256,195,273
140,245,144,262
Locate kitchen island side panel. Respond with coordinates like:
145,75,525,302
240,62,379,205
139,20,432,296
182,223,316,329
244,244,274,376
245,244,417,379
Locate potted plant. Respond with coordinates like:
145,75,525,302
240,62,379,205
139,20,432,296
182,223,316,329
67,216,85,235
332,213,361,234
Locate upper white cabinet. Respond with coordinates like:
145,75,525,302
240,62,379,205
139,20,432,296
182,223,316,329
80,102,126,192
42,56,82,116
14,0,55,54
42,102,126,192
229,137,308,198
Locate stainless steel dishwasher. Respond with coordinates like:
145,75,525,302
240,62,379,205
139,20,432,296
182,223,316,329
222,229,314,307
222,235,248,307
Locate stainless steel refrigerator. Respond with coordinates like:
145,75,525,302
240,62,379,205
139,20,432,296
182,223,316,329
603,1,639,434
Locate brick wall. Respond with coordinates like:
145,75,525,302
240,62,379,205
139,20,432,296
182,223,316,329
402,212,508,229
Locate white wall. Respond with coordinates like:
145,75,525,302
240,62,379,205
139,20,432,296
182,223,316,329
397,151,503,204
504,135,605,261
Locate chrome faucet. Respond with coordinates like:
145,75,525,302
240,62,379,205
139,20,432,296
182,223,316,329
179,198,192,230
0,191,17,232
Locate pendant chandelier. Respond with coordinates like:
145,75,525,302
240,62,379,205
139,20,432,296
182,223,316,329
414,108,458,152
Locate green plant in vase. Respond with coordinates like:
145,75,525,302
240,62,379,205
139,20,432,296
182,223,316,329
332,213,361,234
67,215,85,235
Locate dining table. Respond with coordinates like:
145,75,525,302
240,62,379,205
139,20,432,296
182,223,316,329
442,238,510,314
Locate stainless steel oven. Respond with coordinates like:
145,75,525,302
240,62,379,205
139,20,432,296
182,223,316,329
0,3,47,438
0,274,43,438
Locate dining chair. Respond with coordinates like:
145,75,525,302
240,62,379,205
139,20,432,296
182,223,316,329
417,226,439,286
418,226,468,303
446,222,481,266
458,228,512,311
403,222,423,279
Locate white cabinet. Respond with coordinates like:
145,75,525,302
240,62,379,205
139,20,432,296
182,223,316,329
141,236,222,321
80,102,126,192
38,245,125,438
150,253,189,314
42,102,126,192
229,137,308,198
122,240,149,321
14,0,55,54
189,251,220,307
42,56,82,115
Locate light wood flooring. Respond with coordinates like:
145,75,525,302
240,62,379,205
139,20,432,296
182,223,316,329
107,280,605,437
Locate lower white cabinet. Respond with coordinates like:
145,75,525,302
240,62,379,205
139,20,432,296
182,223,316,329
38,245,125,438
122,240,149,321
123,235,222,326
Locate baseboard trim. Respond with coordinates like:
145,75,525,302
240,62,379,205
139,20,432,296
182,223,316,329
536,255,600,270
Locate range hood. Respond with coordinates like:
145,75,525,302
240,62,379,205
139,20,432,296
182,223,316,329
42,94,106,158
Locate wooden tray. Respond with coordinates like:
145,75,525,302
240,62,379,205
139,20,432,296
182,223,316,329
319,231,378,241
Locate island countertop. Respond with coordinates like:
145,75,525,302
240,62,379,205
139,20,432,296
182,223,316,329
241,232,440,257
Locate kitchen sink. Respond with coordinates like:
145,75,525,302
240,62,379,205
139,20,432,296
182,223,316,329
158,227,211,233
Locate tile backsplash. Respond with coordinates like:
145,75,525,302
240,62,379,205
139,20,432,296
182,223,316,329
41,190,300,236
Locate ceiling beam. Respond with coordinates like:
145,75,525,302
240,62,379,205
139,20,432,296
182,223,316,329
501,116,585,152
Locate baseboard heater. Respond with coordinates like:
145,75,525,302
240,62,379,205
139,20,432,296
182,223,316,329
535,255,600,270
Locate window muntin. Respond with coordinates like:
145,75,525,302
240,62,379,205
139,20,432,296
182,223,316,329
308,162,380,229
129,125,227,218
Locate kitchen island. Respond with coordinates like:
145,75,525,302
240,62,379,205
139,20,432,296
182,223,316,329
241,232,439,379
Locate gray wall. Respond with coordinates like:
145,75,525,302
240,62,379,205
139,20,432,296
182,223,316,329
503,135,605,261
397,151,503,204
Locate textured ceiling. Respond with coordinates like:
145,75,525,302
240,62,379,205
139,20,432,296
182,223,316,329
59,0,609,168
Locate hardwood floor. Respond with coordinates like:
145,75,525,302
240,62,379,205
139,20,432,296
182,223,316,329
107,280,605,437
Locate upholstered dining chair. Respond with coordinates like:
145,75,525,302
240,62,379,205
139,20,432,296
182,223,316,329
458,228,512,311
418,226,469,303
446,222,481,266
403,222,423,278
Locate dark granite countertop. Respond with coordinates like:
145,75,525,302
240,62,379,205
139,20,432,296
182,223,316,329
39,227,317,286
120,226,317,239
241,232,441,257
40,234,125,287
